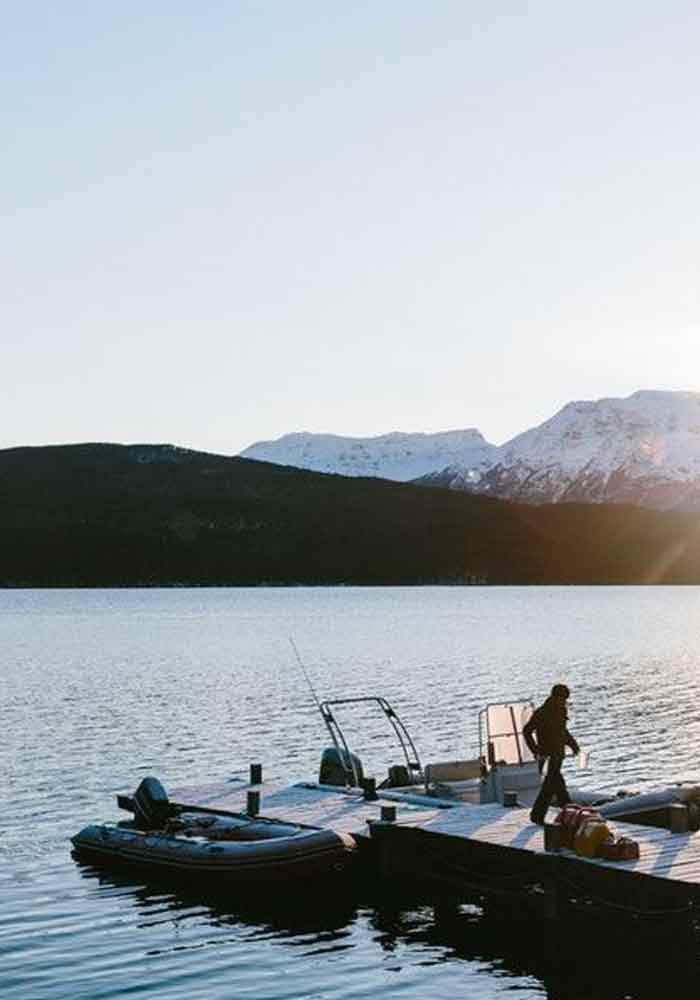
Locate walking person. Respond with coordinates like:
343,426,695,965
523,683,579,825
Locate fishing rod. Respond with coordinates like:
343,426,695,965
288,638,359,785
289,637,323,711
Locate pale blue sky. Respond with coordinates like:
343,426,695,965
3,2,699,453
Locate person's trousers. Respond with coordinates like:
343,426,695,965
530,753,570,823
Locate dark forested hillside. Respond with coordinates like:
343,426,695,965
1,443,700,586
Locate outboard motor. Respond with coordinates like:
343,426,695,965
319,748,364,787
133,776,173,830
387,764,411,788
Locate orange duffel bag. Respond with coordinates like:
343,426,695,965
556,805,601,849
574,817,612,858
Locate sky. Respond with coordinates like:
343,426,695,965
3,2,700,454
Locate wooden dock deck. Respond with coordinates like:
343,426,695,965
171,778,446,838
171,777,700,917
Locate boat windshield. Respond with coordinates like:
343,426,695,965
480,701,535,767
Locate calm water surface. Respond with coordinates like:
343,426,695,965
3,586,700,999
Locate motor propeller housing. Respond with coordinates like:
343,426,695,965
133,776,174,829
318,747,365,787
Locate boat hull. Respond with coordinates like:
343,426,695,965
72,824,356,883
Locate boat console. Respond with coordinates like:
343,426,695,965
422,701,541,805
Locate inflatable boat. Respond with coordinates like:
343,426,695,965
72,777,356,883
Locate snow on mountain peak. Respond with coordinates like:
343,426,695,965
238,391,700,509
240,428,496,482
501,390,700,475
446,390,700,509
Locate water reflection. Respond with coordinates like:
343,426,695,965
73,860,700,1000
438,906,699,1000
371,892,700,999
74,860,361,937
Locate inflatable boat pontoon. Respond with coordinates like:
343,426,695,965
72,777,357,883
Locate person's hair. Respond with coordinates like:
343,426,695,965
550,683,570,699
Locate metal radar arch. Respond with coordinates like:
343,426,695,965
318,696,424,789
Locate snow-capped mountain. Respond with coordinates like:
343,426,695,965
425,390,700,510
240,392,700,511
239,429,498,483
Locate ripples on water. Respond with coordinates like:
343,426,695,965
3,586,700,999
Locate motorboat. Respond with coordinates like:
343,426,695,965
72,777,356,882
314,696,563,806
312,696,700,831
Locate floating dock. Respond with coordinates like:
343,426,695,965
171,777,446,841
370,797,700,919
172,777,700,918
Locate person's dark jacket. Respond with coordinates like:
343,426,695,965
523,696,579,758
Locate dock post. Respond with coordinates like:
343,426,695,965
544,823,562,852
670,804,689,834
362,777,378,801
371,821,394,881
247,790,260,816
250,763,263,785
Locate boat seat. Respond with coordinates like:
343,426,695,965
429,778,482,803
425,758,482,785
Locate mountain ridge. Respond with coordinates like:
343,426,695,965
4,442,700,586
241,390,700,510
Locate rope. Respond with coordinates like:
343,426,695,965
552,867,698,919
416,841,698,919
420,842,542,897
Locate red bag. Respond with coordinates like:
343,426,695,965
597,836,640,861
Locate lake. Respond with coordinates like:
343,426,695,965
3,586,700,999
